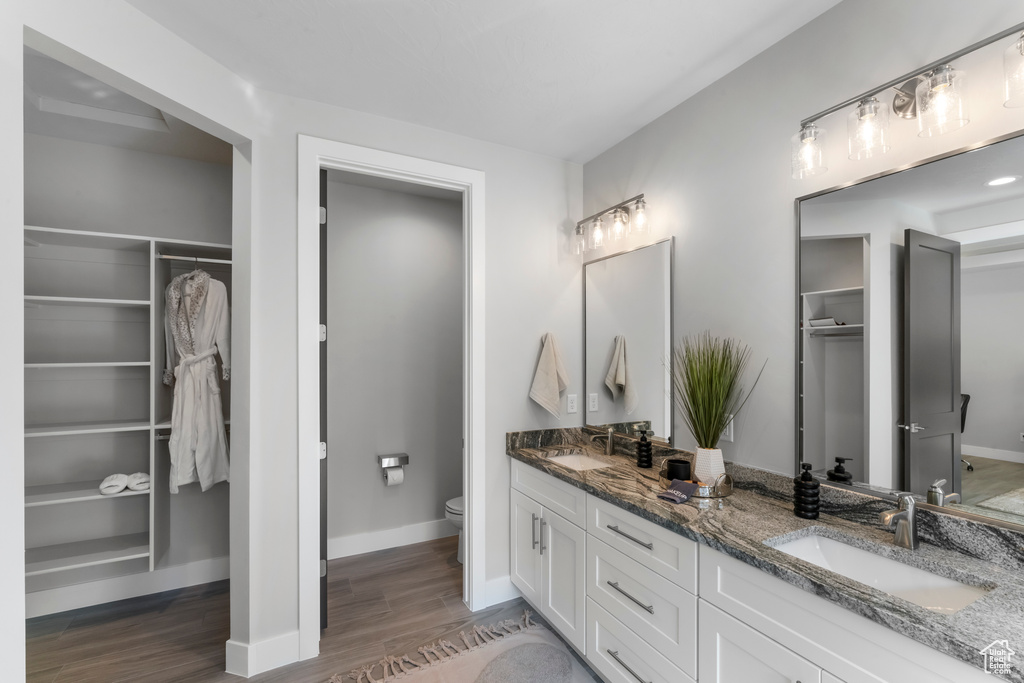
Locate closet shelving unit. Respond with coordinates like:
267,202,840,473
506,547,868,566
24,225,231,592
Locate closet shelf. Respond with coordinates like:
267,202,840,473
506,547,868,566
24,295,150,308
25,533,150,577
805,323,864,337
25,480,150,507
25,362,151,369
25,420,151,438
801,286,864,297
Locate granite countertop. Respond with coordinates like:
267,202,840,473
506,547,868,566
507,430,1024,682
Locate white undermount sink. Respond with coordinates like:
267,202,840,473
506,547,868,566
547,454,613,471
771,533,990,614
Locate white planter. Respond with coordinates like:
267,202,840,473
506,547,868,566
694,447,725,484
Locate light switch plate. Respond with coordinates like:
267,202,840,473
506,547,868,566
720,415,734,443
567,394,578,414
588,393,599,412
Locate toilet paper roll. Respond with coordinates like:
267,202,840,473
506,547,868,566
384,466,404,486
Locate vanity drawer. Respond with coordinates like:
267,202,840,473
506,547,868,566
511,459,587,527
587,495,697,592
587,537,697,677
586,598,695,683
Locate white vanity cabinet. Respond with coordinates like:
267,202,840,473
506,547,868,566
510,462,587,652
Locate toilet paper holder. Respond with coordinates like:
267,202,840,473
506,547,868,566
378,454,409,481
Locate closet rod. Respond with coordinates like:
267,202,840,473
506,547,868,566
157,254,233,265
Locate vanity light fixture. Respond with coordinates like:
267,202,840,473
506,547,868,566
986,175,1020,186
1005,32,1024,107
791,21,1024,178
575,194,648,253
791,123,826,180
847,97,890,160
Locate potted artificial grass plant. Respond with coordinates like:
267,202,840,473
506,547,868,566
672,331,765,484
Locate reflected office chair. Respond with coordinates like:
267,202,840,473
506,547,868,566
961,393,973,472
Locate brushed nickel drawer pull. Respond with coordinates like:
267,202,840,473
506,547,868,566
607,580,654,613
531,513,539,550
606,524,653,550
539,519,547,555
607,649,650,683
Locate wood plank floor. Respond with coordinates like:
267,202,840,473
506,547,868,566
27,536,583,683
960,454,1024,507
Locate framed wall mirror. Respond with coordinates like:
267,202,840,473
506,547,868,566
584,239,673,443
797,131,1024,529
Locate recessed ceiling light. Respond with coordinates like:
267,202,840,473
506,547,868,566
986,175,1021,186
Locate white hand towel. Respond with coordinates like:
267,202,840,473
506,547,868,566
99,474,128,495
529,333,570,418
604,335,639,415
127,472,151,492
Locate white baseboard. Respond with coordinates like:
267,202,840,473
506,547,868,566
26,556,229,618
328,518,457,559
485,576,521,607
226,630,300,677
962,444,1024,465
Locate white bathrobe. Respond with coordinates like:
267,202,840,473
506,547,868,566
163,270,230,493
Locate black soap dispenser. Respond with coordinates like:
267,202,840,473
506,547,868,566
635,430,653,469
826,457,854,483
794,463,820,520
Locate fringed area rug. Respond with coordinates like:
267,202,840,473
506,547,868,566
977,487,1024,516
331,610,594,683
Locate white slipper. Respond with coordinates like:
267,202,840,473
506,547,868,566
127,472,151,492
99,474,128,495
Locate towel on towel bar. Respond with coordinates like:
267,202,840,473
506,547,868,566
604,335,638,415
530,333,570,418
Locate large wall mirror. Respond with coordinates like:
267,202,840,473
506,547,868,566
585,239,673,443
797,131,1024,528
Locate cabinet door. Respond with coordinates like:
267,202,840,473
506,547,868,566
542,508,586,653
699,601,821,683
510,489,543,606
821,674,845,683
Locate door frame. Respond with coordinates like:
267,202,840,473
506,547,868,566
296,136,486,658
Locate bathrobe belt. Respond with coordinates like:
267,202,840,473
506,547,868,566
175,348,218,451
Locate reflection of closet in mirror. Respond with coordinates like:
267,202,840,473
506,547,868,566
800,237,867,483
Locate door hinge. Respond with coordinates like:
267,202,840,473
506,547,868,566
319,324,327,342
320,559,327,577
319,207,327,225
320,442,327,460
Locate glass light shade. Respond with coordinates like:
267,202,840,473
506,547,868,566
572,225,586,256
631,199,648,234
916,65,969,137
791,123,826,180
847,97,890,160
1005,33,1024,107
611,209,628,240
589,217,604,249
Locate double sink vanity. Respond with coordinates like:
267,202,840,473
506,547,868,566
507,427,1024,682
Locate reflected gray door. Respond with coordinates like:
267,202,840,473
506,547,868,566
903,229,960,496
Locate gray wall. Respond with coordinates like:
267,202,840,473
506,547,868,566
961,264,1024,455
583,0,1024,476
326,180,463,552
24,133,232,243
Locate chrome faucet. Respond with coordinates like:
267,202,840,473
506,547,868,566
927,479,961,507
589,427,614,456
879,493,919,550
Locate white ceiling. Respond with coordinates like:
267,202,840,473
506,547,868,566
126,0,840,163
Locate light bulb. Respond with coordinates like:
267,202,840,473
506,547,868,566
590,217,604,249
611,209,627,240
791,123,826,179
631,199,648,234
847,97,890,160
917,65,968,137
572,225,586,256
1005,33,1024,107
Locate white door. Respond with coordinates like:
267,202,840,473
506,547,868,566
509,489,543,605
542,508,587,653
699,601,821,683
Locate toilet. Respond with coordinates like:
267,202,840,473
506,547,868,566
444,496,464,564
